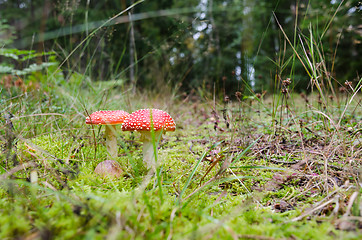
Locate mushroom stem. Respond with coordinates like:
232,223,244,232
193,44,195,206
104,125,118,159
140,130,162,169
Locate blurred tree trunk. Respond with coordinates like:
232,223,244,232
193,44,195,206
208,0,222,87
129,0,137,93
240,0,255,93
30,0,34,20
37,0,51,63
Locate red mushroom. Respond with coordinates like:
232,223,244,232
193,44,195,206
94,160,123,178
86,110,130,159
121,109,176,169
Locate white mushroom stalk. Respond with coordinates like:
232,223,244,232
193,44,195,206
139,129,163,169
86,110,130,159
121,109,176,170
104,125,118,159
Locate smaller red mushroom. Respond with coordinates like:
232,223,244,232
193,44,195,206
86,110,130,159
121,109,176,169
94,160,123,178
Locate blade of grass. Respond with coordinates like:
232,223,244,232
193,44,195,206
229,166,285,170
231,136,261,165
177,140,223,205
49,0,145,80
149,109,164,204
181,175,256,209
142,191,155,222
337,79,362,127
320,0,344,40
273,12,311,79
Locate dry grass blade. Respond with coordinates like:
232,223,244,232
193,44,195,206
273,12,311,79
289,196,337,222
0,161,37,179
343,191,359,217
51,0,145,78
338,82,362,127
178,141,223,204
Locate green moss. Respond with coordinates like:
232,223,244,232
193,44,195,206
1,73,361,239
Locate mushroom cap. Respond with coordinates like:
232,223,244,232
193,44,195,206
94,160,123,177
86,110,130,125
121,109,176,132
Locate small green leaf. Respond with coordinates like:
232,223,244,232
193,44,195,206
0,64,14,73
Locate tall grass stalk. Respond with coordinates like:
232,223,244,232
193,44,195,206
149,110,164,204
50,0,145,80
177,141,222,205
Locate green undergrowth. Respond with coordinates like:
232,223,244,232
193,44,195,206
1,78,362,239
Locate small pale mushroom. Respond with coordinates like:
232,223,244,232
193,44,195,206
121,109,176,170
94,160,123,178
86,110,130,159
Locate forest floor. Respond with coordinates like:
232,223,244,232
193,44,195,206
0,82,361,239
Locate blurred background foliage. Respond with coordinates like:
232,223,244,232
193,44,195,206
0,0,361,96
